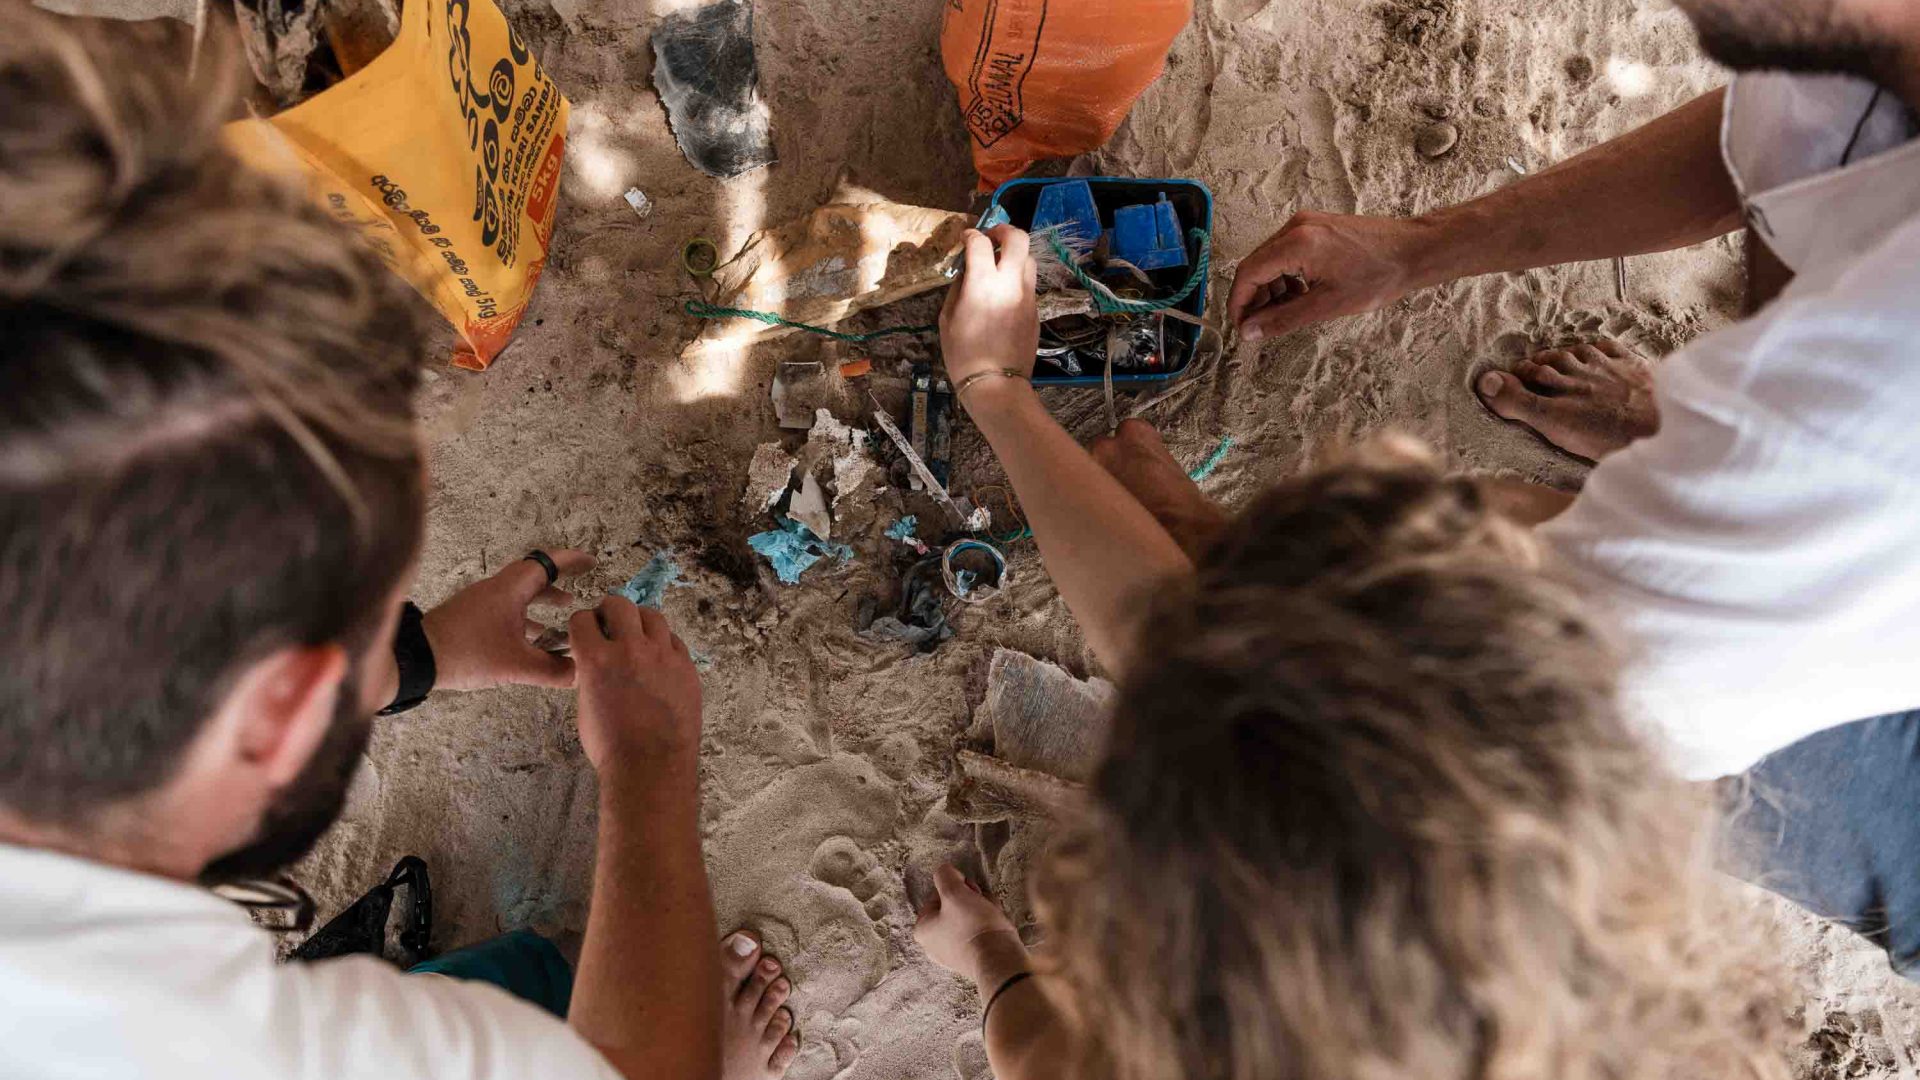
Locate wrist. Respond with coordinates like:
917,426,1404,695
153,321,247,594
958,374,1039,428
379,601,437,714
596,745,699,802
967,928,1033,995
1410,201,1515,287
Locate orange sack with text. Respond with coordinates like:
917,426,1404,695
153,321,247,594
940,0,1192,190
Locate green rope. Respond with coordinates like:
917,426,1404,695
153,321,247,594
683,299,937,343
1047,227,1212,315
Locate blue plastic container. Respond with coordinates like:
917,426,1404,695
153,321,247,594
980,176,1214,387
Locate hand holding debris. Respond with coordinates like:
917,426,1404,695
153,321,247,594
939,226,1039,404
1228,209,1428,343
912,864,1026,988
569,597,702,771
422,548,596,691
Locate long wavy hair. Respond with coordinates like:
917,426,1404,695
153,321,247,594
1032,436,1788,1080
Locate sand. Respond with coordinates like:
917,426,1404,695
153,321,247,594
42,0,1920,1074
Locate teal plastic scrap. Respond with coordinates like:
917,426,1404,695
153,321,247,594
749,517,854,585
1188,435,1234,482
613,552,683,608
884,516,920,543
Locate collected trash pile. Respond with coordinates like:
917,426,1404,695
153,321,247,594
652,0,1221,645
739,366,1012,653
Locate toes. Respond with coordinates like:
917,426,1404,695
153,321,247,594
1571,343,1615,366
1476,370,1551,425
769,1030,800,1073
754,976,792,1026
1512,360,1575,393
736,954,782,1011
762,1004,795,1049
1591,338,1630,358
721,931,762,986
1533,348,1584,375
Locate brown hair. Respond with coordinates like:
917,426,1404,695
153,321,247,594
0,7,426,825
1034,436,1787,1080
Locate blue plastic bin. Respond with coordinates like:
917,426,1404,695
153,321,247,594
980,176,1214,388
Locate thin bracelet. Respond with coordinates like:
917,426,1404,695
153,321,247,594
954,367,1027,401
981,970,1034,1034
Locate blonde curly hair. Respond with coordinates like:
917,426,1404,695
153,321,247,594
1032,436,1789,1080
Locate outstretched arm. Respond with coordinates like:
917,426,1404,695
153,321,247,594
914,866,1074,1080
941,227,1193,675
1232,88,1741,340
567,598,720,1080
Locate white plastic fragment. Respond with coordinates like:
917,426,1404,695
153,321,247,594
623,187,654,219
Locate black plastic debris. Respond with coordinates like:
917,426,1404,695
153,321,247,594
290,856,433,966
860,556,953,652
651,0,777,178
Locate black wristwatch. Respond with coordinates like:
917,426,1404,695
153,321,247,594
379,601,436,715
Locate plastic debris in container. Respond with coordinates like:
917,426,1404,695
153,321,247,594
1110,194,1187,271
1031,180,1101,246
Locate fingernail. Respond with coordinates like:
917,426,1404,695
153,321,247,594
1476,371,1504,398
1242,326,1263,343
729,933,757,957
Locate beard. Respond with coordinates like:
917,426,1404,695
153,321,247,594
200,672,373,884
1678,0,1898,79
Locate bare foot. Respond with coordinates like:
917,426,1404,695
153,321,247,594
720,931,799,1080
1474,340,1659,462
1088,419,1230,560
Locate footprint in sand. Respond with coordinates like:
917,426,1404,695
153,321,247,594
808,836,895,923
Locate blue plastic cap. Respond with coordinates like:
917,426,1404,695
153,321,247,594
1111,194,1187,271
1030,180,1101,246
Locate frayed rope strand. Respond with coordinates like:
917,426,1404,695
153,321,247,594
683,299,937,343
1046,227,1211,315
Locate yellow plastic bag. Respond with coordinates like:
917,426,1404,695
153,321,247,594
227,0,569,370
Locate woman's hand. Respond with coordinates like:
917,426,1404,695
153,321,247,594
940,225,1039,405
913,864,1029,989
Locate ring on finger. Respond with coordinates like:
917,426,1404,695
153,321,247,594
523,549,559,585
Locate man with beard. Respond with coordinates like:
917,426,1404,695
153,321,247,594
0,8,798,1080
1222,0,1920,972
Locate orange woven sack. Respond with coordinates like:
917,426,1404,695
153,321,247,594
941,0,1191,191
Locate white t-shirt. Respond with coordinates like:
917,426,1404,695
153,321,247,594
1540,73,1920,780
0,842,622,1080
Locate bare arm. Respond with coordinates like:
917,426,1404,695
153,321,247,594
964,380,1193,673
940,226,1193,675
1232,89,1742,340
914,866,1076,1080
567,599,720,1080
1413,88,1742,284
